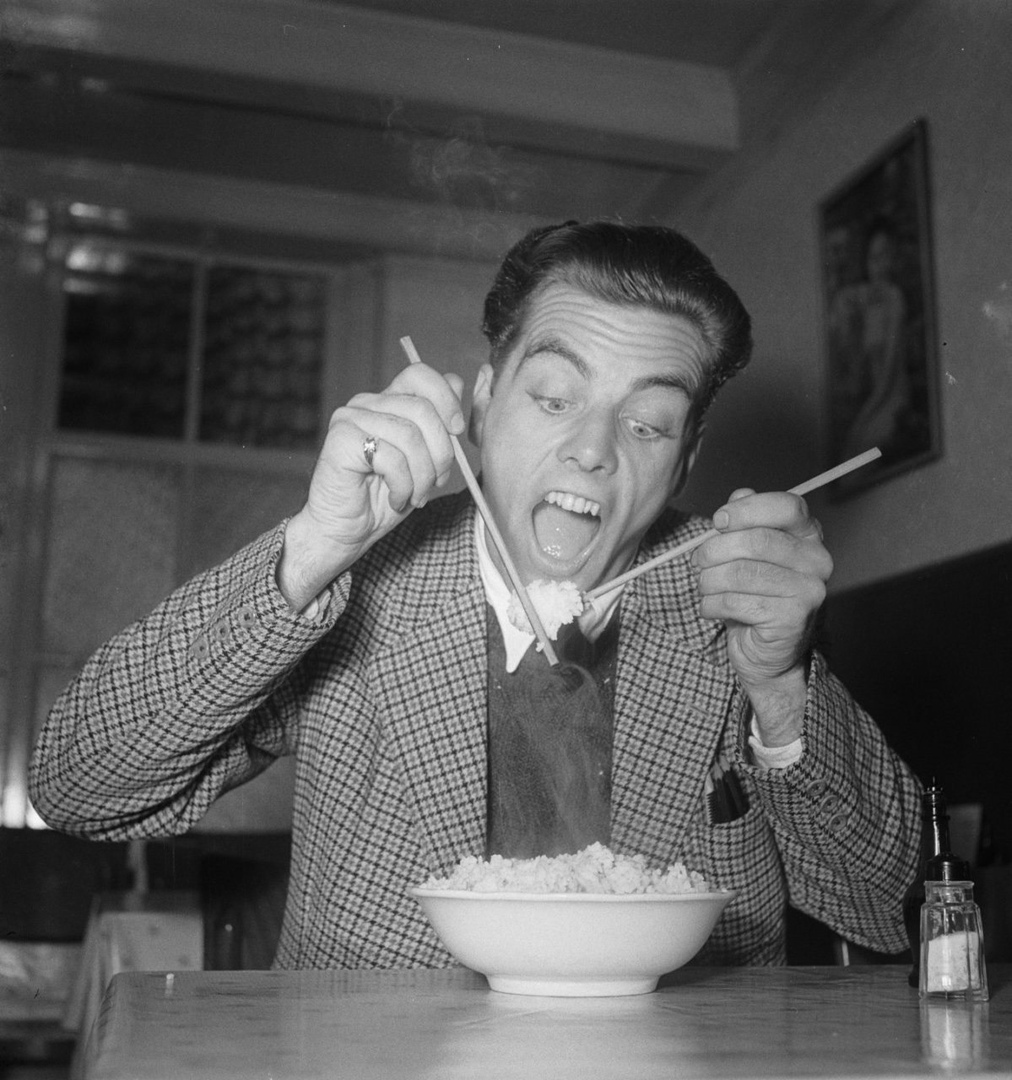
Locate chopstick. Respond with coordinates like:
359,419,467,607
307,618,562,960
584,447,882,601
399,336,560,666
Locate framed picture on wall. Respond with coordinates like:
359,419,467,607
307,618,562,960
819,118,941,498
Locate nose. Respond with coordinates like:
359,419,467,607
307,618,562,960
557,409,618,474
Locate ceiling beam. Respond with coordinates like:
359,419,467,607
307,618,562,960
1,147,546,261
5,0,740,158
1,76,696,222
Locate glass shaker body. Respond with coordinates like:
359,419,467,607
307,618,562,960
919,881,989,1002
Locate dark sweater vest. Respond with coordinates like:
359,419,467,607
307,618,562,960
485,607,619,858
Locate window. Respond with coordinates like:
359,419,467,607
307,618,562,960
57,244,326,450
2,229,338,828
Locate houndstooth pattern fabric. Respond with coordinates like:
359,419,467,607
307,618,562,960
29,491,922,968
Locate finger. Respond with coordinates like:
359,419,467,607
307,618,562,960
317,414,415,514
712,491,821,540
361,432,420,514
322,403,440,514
386,363,466,436
343,408,449,509
699,589,788,628
697,578,825,647
345,394,456,487
693,524,833,583
697,558,828,611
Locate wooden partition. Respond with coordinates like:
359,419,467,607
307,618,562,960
820,541,1012,863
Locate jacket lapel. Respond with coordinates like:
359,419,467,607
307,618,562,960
370,504,489,873
610,525,735,865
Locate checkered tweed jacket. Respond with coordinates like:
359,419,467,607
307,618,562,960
30,491,921,968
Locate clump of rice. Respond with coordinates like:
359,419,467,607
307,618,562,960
419,842,710,895
507,579,584,641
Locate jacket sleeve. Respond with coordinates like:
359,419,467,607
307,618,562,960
732,650,922,954
28,523,348,841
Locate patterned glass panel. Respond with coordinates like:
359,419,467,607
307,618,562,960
58,247,193,437
199,266,324,449
181,467,308,580
41,457,180,656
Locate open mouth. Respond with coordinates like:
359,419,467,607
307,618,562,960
532,490,602,565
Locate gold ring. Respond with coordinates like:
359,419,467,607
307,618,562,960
362,435,378,470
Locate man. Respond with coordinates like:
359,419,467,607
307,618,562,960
30,221,921,969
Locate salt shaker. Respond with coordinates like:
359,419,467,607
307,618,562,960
904,782,962,988
919,880,989,1002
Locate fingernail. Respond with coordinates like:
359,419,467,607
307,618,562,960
451,411,465,435
713,509,729,529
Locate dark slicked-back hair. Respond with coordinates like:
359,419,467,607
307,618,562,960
481,220,753,420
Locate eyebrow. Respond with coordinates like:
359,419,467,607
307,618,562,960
518,335,589,377
630,371,698,398
519,334,699,398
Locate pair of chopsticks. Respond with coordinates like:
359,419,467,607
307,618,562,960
584,446,882,600
400,335,881,657
399,337,561,665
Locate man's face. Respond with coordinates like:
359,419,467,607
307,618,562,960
471,282,707,591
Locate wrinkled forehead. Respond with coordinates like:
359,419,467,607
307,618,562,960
497,282,712,400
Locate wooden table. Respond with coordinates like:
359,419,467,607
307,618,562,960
81,965,1011,1079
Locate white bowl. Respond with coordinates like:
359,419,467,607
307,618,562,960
410,887,735,997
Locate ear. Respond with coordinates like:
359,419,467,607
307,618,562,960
468,363,495,447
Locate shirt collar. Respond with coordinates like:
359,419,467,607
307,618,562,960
474,516,625,673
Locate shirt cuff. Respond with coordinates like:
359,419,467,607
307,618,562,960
299,587,334,624
748,715,803,771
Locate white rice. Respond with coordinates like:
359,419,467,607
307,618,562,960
419,842,710,895
507,579,584,640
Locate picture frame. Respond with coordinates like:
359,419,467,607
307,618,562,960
819,119,941,498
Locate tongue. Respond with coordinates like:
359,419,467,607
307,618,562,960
533,502,599,563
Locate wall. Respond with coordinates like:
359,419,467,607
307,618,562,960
377,253,499,480
673,0,1012,593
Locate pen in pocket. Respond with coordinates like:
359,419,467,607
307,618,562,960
705,755,749,825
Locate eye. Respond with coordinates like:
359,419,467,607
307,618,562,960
534,395,570,414
626,416,664,440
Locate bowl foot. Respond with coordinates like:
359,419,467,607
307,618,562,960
487,975,658,997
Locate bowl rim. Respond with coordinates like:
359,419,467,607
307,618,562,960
409,886,737,903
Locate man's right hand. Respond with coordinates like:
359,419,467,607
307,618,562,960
277,362,466,611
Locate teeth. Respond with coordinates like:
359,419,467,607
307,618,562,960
545,491,601,517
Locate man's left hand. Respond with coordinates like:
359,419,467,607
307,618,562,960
691,488,834,745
